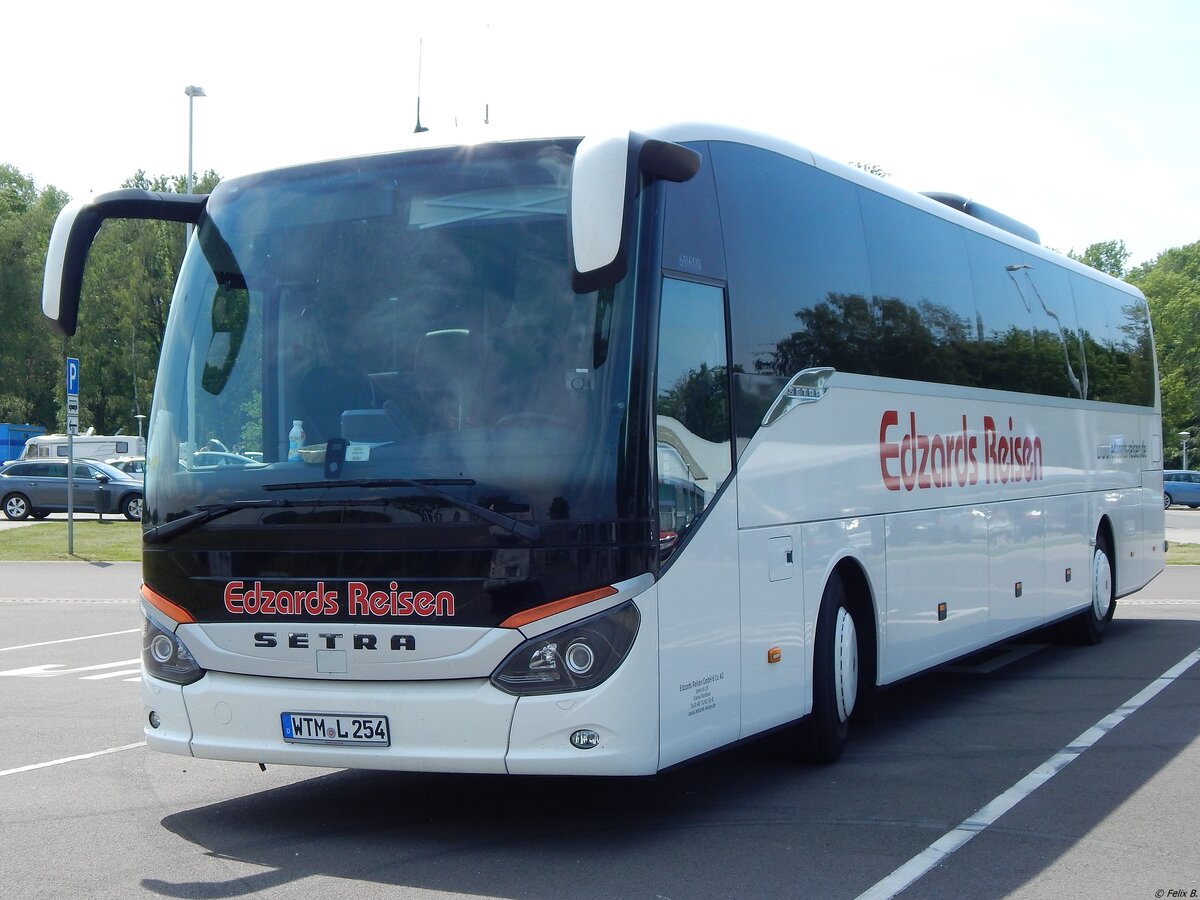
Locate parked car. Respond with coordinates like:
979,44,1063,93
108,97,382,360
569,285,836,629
189,451,263,469
0,458,144,521
105,455,146,477
1163,469,1200,509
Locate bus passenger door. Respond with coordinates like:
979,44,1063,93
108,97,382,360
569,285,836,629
654,277,742,769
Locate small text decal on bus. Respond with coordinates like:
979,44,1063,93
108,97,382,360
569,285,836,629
223,581,455,618
879,410,1043,492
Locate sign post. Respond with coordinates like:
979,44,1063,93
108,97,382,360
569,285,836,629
66,358,79,555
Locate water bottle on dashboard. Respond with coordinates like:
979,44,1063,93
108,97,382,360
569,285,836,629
288,420,305,461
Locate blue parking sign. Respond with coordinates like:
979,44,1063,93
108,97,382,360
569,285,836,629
66,357,80,395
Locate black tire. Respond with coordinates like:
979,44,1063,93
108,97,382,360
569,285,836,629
3,492,31,520
30,510,50,519
1164,492,1173,509
797,574,860,763
1062,531,1115,645
121,493,143,521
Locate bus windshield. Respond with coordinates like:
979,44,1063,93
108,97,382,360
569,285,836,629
147,141,640,557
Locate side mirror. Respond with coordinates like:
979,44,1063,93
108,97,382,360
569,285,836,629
569,132,700,294
42,190,207,337
94,473,110,484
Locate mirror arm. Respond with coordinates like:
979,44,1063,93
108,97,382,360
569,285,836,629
43,190,208,337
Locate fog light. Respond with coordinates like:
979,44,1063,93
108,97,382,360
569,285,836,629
570,729,600,750
148,710,161,729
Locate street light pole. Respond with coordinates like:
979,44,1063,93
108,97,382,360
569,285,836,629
184,85,206,243
1180,432,1191,470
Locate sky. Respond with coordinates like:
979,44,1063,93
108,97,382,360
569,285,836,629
4,0,1198,267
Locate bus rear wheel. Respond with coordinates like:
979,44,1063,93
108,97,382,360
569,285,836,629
796,574,859,763
1062,532,1115,645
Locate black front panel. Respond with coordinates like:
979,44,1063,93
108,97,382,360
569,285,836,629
144,519,655,628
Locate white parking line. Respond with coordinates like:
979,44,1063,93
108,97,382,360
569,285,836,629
856,645,1200,900
79,669,142,681
0,629,139,653
0,742,145,778
0,659,140,677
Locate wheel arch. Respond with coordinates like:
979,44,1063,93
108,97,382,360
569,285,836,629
827,555,879,694
1096,512,1117,584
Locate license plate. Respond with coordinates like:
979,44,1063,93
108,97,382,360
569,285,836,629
281,711,390,747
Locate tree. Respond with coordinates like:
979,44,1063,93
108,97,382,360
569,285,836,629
1130,241,1200,465
1069,239,1130,279
0,163,220,438
0,165,68,427
850,162,889,179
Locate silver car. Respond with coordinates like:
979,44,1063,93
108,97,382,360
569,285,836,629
105,455,146,477
0,458,144,521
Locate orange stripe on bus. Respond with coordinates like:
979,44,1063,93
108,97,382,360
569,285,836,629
499,586,619,629
140,584,196,624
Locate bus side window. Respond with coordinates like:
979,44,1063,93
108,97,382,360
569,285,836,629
655,278,733,557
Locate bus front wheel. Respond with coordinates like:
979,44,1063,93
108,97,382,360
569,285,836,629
1062,532,1115,645
797,574,859,763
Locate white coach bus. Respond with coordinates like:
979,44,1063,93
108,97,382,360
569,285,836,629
41,124,1164,774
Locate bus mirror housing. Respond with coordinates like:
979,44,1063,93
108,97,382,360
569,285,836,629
42,189,208,337
569,132,700,294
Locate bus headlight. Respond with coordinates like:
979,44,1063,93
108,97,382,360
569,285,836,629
142,615,205,685
491,601,640,695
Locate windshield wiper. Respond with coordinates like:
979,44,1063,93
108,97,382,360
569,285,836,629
143,499,293,545
262,477,543,542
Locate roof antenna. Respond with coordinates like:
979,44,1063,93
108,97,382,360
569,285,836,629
414,38,429,133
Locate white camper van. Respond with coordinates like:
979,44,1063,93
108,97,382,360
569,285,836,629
20,431,145,462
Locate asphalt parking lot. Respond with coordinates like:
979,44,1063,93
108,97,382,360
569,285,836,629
2,535,1200,897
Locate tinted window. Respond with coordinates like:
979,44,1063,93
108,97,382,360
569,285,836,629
1018,256,1087,399
1070,274,1154,406
706,142,1155,420
662,143,726,282
709,142,871,442
965,232,1037,393
859,191,979,387
655,278,732,558
151,140,642,543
